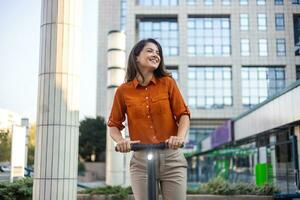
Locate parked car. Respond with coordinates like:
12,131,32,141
0,165,10,172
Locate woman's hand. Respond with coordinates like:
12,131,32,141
116,139,140,153
165,136,184,149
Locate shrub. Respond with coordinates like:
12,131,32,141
0,178,33,200
188,177,279,196
81,185,132,200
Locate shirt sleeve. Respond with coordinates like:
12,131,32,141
167,77,191,122
107,87,126,130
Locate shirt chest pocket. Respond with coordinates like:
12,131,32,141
151,94,170,115
126,102,145,119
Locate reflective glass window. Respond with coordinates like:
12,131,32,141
138,18,179,56
242,66,285,107
188,66,233,109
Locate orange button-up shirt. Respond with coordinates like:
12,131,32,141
108,76,190,144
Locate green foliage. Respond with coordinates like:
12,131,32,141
188,177,279,195
79,116,107,162
81,185,132,200
0,130,11,162
0,178,33,200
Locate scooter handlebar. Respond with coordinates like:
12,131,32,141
115,142,184,152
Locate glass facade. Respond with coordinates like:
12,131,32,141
257,0,266,5
167,66,179,81
189,128,214,151
188,17,231,57
275,13,285,31
257,13,267,31
258,39,268,56
276,39,286,56
138,0,178,5
204,0,213,6
240,39,250,56
293,0,300,4
275,0,283,5
293,15,300,56
240,14,249,30
188,66,232,109
120,0,127,31
222,0,231,5
187,0,196,5
138,18,179,56
240,0,248,5
242,66,285,107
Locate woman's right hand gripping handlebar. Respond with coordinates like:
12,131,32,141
109,127,140,153
116,138,140,153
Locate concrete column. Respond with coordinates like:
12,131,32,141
106,31,130,186
21,118,29,168
269,135,277,184
33,0,82,199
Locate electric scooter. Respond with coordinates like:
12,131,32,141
115,142,183,200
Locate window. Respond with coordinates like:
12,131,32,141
188,128,214,150
294,15,300,56
257,0,266,5
276,39,286,56
242,66,285,107
120,0,127,31
275,13,285,30
259,39,268,56
293,0,300,4
275,0,283,5
138,0,178,5
240,0,248,5
188,66,233,109
240,14,249,30
204,0,213,5
187,0,196,5
138,18,179,56
297,66,300,80
257,14,267,30
167,66,179,81
188,17,231,56
241,39,250,56
222,0,231,5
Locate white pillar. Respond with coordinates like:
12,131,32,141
21,118,29,168
33,0,82,199
106,31,130,186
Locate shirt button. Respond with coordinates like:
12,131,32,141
147,115,150,118
146,105,149,108
145,88,148,90
150,126,153,128
145,96,149,99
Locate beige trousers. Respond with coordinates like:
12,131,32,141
130,148,187,200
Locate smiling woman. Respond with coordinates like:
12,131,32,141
107,38,190,200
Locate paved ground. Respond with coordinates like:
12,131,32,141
0,172,10,182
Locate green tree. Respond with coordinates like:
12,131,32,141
27,124,36,167
79,116,106,162
0,130,11,162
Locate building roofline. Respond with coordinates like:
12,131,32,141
233,80,300,122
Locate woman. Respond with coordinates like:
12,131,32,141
108,38,190,200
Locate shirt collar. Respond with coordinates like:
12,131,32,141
133,76,157,88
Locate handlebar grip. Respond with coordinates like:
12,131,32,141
115,142,184,152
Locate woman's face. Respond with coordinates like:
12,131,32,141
136,42,161,72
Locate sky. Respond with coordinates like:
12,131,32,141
0,0,98,123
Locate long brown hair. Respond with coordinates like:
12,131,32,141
125,38,170,83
